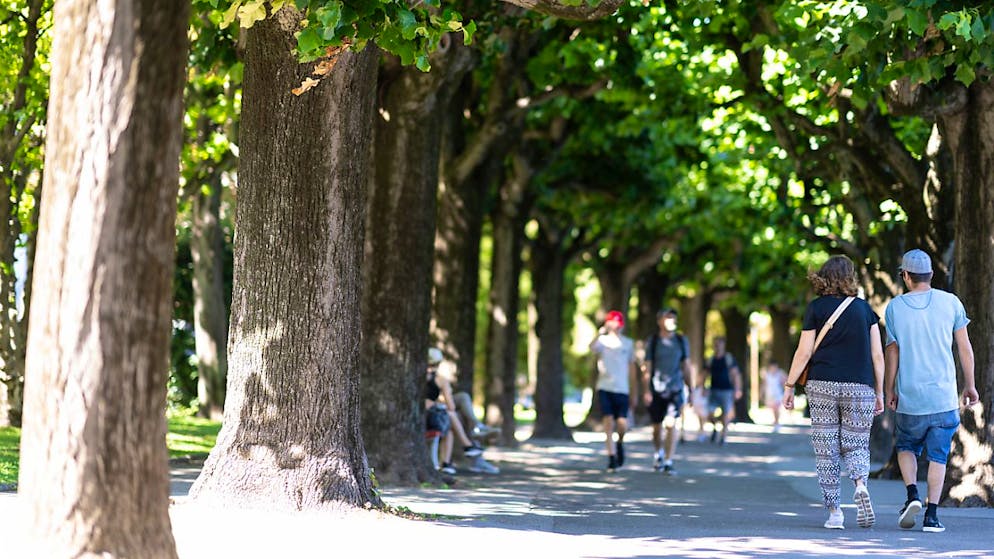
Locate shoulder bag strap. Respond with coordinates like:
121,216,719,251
811,296,856,354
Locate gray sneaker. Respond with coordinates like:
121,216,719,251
468,460,500,474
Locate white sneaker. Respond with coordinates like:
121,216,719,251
824,509,844,529
468,460,500,474
854,485,875,527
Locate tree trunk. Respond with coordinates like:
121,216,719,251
768,306,795,372
189,11,380,511
361,39,473,485
632,268,668,423
939,80,994,506
0,0,45,428
681,292,710,376
529,226,572,440
18,0,188,555
191,179,229,420
484,158,529,447
721,307,753,423
595,264,629,316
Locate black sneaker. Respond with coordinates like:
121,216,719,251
653,455,663,472
607,455,618,472
711,430,718,443
922,513,945,533
464,443,484,457
662,463,675,476
899,498,922,529
616,440,625,467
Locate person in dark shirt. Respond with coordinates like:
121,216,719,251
704,337,742,445
783,255,884,530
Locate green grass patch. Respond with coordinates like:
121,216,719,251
0,426,20,486
0,415,221,488
166,414,221,459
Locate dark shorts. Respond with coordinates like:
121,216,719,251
895,410,959,465
708,389,735,416
648,391,683,423
598,390,630,420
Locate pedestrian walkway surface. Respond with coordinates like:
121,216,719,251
3,419,993,558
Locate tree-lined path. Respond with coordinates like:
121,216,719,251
7,419,992,558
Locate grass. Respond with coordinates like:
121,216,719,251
0,414,222,487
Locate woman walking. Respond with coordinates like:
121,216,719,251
784,255,885,529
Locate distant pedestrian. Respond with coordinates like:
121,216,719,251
884,249,979,533
589,310,637,472
703,336,742,445
762,360,787,431
642,308,694,475
783,255,884,530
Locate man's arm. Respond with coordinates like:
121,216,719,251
682,359,696,391
884,342,899,410
731,364,743,400
954,326,980,407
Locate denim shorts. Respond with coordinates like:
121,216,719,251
598,389,630,420
895,410,960,465
708,389,735,415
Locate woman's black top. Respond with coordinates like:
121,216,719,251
801,295,879,387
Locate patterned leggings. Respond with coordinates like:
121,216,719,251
806,380,876,509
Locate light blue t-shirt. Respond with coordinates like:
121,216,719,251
884,288,969,415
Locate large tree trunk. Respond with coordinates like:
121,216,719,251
18,0,188,555
190,11,380,510
361,38,473,485
632,268,668,423
529,225,572,440
596,263,630,315
191,179,229,420
721,307,754,423
484,157,529,447
939,80,994,506
681,292,710,376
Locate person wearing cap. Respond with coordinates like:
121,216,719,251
884,249,979,533
783,255,885,530
425,348,484,475
589,310,637,472
642,307,694,475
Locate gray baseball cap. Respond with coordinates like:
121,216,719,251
899,249,932,274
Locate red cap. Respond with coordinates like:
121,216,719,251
605,310,625,327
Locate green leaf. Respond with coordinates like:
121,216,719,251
397,9,417,40
936,12,959,31
970,15,987,42
415,53,431,72
220,0,242,29
462,20,477,45
297,26,322,56
955,16,973,40
954,64,976,85
906,9,928,36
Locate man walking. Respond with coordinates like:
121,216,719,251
642,308,695,475
589,310,637,472
704,336,743,445
884,249,980,533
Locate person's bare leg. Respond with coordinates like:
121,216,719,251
664,420,678,460
897,451,919,486
926,461,946,504
602,415,616,456
652,423,662,454
448,410,473,447
616,416,628,440
441,431,454,464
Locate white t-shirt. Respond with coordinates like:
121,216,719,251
592,333,635,394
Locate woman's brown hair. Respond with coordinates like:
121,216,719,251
808,255,859,297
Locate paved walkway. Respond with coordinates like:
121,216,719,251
3,419,993,558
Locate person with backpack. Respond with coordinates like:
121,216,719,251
704,336,743,445
641,307,695,475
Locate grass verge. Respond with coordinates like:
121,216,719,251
0,414,221,488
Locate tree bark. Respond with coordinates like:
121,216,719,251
191,178,229,420
681,292,710,376
361,38,473,485
190,11,380,511
529,224,573,440
939,80,994,506
18,0,188,555
768,306,795,372
499,0,625,20
484,156,530,446
720,307,753,423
